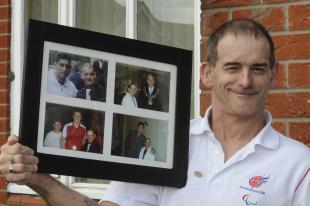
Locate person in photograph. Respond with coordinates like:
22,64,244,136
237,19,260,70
125,122,146,158
93,59,108,87
60,111,86,151
121,83,138,108
3,19,310,206
139,73,161,111
76,63,106,102
46,52,77,97
43,120,62,149
138,138,156,161
81,129,101,153
67,62,84,91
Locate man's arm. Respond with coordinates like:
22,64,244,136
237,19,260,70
0,136,118,206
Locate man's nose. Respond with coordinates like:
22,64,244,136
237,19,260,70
238,69,253,88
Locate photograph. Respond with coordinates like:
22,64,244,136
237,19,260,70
111,113,169,163
20,19,192,187
40,103,105,155
46,50,108,102
114,63,171,112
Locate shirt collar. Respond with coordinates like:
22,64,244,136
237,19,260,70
190,106,280,150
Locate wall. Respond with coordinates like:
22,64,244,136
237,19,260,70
200,0,310,146
0,0,10,204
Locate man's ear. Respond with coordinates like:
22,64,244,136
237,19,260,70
270,62,279,87
200,62,213,89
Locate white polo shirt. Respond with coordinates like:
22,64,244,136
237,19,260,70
46,69,77,97
100,108,310,206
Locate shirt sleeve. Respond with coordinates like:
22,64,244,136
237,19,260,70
292,168,310,206
100,181,159,206
62,124,68,139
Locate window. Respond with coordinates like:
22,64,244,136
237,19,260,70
9,0,200,199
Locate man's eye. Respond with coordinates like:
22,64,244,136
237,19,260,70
252,67,266,74
225,67,239,71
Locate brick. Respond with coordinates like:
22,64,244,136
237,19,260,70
273,34,310,60
0,35,9,48
200,39,208,63
266,92,310,118
289,4,310,31
0,0,10,6
0,62,9,76
0,21,10,33
0,176,7,189
0,118,9,132
0,49,9,61
201,0,260,9
201,11,228,36
0,7,11,20
0,104,9,117
0,76,8,90
0,190,7,204
0,91,8,104
7,194,22,206
232,7,285,31
272,121,286,136
289,122,310,144
0,134,8,146
263,0,297,3
273,63,285,89
288,63,310,88
21,195,48,206
200,93,211,116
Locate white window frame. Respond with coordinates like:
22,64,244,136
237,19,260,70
9,0,200,199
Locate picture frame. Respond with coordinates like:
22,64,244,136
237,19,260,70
20,19,192,187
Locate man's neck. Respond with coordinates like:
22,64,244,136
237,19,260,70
210,108,265,161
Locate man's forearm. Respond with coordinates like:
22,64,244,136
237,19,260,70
26,173,100,206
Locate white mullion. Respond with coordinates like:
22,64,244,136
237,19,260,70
194,0,201,117
58,0,76,26
126,0,137,39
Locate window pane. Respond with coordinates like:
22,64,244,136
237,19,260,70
27,0,58,23
137,0,194,50
76,0,126,36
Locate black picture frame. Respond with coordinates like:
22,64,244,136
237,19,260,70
20,19,192,188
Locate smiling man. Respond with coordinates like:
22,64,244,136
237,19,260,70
46,52,77,97
1,19,309,206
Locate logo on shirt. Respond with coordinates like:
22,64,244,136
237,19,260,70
249,175,270,188
242,194,257,205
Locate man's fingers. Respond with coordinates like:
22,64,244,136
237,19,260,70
1,143,34,156
5,172,33,184
7,135,19,145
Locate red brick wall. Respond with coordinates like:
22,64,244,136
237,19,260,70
0,0,10,204
200,0,310,146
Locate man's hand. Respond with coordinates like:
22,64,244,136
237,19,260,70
0,135,39,184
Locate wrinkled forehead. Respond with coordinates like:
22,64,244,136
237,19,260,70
217,33,270,64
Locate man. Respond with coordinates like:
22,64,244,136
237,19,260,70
125,122,146,158
93,59,108,87
43,120,62,148
47,52,77,97
1,19,310,206
121,83,138,108
138,138,156,161
76,63,106,102
139,73,161,111
60,111,86,151
81,129,101,153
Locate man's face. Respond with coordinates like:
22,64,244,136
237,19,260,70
144,139,151,149
128,84,137,96
205,34,277,118
86,130,96,143
53,121,62,132
73,112,82,123
54,59,71,82
146,75,155,87
137,124,144,134
81,66,96,87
